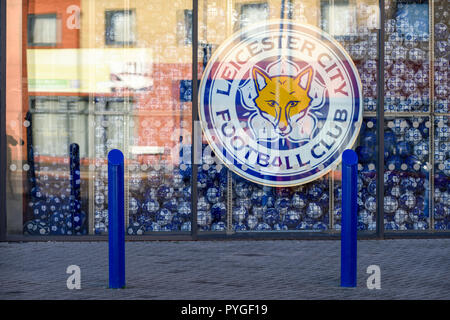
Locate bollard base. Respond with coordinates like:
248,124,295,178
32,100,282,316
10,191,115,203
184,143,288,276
340,283,357,288
109,281,126,289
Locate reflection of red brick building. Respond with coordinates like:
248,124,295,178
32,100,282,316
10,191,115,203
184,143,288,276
28,0,80,49
25,0,82,165
5,0,83,232
133,62,194,166
7,0,198,184
25,0,194,167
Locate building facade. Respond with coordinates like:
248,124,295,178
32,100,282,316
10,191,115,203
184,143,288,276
0,0,449,240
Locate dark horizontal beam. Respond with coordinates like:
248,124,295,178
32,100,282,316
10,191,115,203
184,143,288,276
6,230,450,243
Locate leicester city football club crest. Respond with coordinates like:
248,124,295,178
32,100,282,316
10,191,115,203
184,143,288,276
199,20,362,187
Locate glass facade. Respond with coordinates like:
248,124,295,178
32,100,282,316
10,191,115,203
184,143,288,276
1,0,449,239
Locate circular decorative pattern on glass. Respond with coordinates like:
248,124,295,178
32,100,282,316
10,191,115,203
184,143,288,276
199,21,362,186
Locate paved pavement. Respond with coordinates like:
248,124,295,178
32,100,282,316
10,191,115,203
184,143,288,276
0,239,449,300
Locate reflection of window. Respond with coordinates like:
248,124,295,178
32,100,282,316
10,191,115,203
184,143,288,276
105,10,136,45
28,14,58,46
395,0,429,37
239,2,269,30
320,0,356,36
177,9,192,46
30,97,88,157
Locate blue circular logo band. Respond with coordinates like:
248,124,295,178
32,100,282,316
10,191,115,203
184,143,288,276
199,21,362,187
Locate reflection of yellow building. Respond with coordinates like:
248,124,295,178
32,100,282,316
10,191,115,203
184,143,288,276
27,48,153,93
80,0,192,64
10,0,382,164
199,0,320,45
78,0,379,62
13,0,383,167
6,0,382,235
25,0,381,97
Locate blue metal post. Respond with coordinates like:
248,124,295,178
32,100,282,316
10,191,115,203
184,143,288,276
341,149,358,287
69,143,80,201
108,149,125,289
69,143,81,234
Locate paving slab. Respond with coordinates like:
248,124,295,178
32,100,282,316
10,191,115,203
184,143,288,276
0,239,449,300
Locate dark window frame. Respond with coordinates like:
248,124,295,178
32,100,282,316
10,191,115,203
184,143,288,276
320,0,356,40
105,9,136,46
184,9,193,45
238,2,269,31
27,13,58,47
176,9,192,46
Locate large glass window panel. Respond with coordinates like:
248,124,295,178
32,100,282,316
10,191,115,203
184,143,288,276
433,116,449,230
383,116,431,230
333,117,378,231
384,0,430,113
7,0,449,239
380,0,448,233
125,112,193,234
432,0,449,230
20,95,90,236
6,0,193,237
433,0,449,114
198,0,379,234
326,1,379,233
118,0,193,234
197,142,230,232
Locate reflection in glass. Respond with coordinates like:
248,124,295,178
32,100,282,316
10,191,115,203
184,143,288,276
28,14,58,46
5,0,448,237
384,0,430,113
334,118,378,231
232,174,330,232
384,117,430,230
434,116,449,230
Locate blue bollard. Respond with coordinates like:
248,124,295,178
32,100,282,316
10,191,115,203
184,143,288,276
108,149,125,289
69,143,80,201
69,143,81,234
341,149,358,287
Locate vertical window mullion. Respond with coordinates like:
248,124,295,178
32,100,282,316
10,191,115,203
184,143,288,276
376,0,385,239
0,0,7,240
191,0,199,240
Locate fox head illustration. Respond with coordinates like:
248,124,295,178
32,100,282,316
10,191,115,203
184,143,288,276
252,66,314,137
